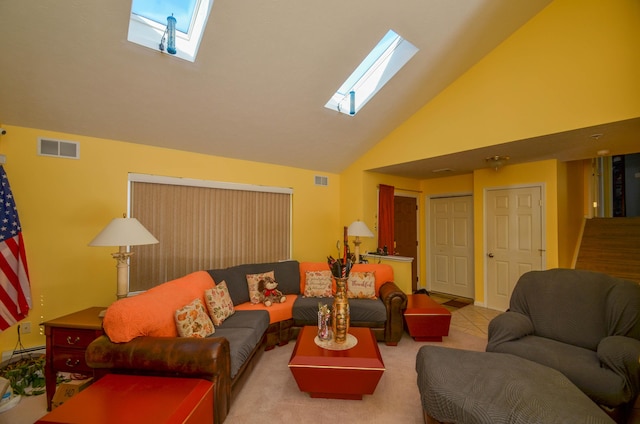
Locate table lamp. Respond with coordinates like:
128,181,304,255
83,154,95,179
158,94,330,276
89,216,159,300
348,220,374,263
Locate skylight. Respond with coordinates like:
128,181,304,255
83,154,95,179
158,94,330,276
132,0,198,34
325,30,419,116
128,0,213,62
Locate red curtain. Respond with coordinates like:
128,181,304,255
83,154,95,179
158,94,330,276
378,184,395,255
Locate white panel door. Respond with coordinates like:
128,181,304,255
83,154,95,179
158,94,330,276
429,196,474,298
486,186,543,311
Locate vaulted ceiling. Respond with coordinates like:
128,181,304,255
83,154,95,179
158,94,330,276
1,1,636,178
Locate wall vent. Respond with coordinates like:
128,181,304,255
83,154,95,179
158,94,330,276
314,175,328,186
38,138,80,159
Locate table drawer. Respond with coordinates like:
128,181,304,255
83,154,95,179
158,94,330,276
52,349,92,373
52,329,98,349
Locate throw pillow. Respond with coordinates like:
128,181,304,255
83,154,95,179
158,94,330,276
175,298,215,338
303,270,333,297
246,271,275,304
204,280,235,326
347,271,377,299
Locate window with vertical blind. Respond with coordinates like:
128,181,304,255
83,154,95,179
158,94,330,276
128,174,292,293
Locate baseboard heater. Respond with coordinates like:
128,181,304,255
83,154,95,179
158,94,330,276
1,346,46,364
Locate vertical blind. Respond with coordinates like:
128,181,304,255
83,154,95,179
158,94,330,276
129,176,292,292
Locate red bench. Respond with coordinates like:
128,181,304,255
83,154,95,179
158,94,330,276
36,374,213,424
403,294,451,341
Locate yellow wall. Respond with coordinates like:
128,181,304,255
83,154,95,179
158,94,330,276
342,0,639,303
0,125,341,353
357,0,640,171
558,160,587,267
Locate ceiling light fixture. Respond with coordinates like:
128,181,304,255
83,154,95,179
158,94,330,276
485,155,509,171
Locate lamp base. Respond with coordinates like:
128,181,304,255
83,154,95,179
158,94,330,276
112,247,134,300
353,238,362,264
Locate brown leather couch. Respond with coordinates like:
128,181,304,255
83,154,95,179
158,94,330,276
86,260,407,424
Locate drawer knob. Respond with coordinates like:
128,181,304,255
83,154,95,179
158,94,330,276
65,358,81,368
66,336,81,345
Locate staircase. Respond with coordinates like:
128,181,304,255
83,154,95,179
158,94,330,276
574,217,640,283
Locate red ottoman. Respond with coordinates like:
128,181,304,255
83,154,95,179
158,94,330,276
404,294,451,341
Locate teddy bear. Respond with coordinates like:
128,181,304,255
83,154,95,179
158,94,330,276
259,276,286,307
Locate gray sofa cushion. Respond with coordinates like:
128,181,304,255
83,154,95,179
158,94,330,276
348,299,387,324
218,309,270,333
293,297,386,324
212,327,260,379
213,310,269,379
292,297,332,322
207,268,251,305
207,260,300,305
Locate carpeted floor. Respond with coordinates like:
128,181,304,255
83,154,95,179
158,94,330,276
224,324,488,423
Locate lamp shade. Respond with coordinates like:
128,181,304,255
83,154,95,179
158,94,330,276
89,218,159,247
347,220,374,238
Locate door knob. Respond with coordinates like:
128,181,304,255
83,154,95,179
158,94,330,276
487,253,494,258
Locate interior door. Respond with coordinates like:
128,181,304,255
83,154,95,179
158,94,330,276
429,196,474,298
394,195,418,291
486,186,543,311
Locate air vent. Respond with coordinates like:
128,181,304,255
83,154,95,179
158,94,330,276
314,175,328,186
38,138,80,159
432,168,454,173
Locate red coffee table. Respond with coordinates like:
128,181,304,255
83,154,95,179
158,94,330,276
288,326,385,400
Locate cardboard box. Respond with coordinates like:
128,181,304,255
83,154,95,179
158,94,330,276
51,378,93,409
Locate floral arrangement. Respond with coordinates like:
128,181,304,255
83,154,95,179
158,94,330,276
318,302,330,316
327,255,352,279
327,226,353,278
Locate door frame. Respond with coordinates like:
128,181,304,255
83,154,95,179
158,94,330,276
483,183,547,308
395,190,420,290
425,191,473,294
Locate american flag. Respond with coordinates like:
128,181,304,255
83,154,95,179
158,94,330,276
0,166,32,331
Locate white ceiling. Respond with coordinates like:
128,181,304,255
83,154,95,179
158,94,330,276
2,0,635,178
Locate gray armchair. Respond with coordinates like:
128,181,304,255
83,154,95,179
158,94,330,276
486,268,640,423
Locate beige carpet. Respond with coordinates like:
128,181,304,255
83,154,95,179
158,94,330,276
0,322,487,424
225,329,488,424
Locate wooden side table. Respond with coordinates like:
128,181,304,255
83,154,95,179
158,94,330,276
42,307,105,411
403,294,451,341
